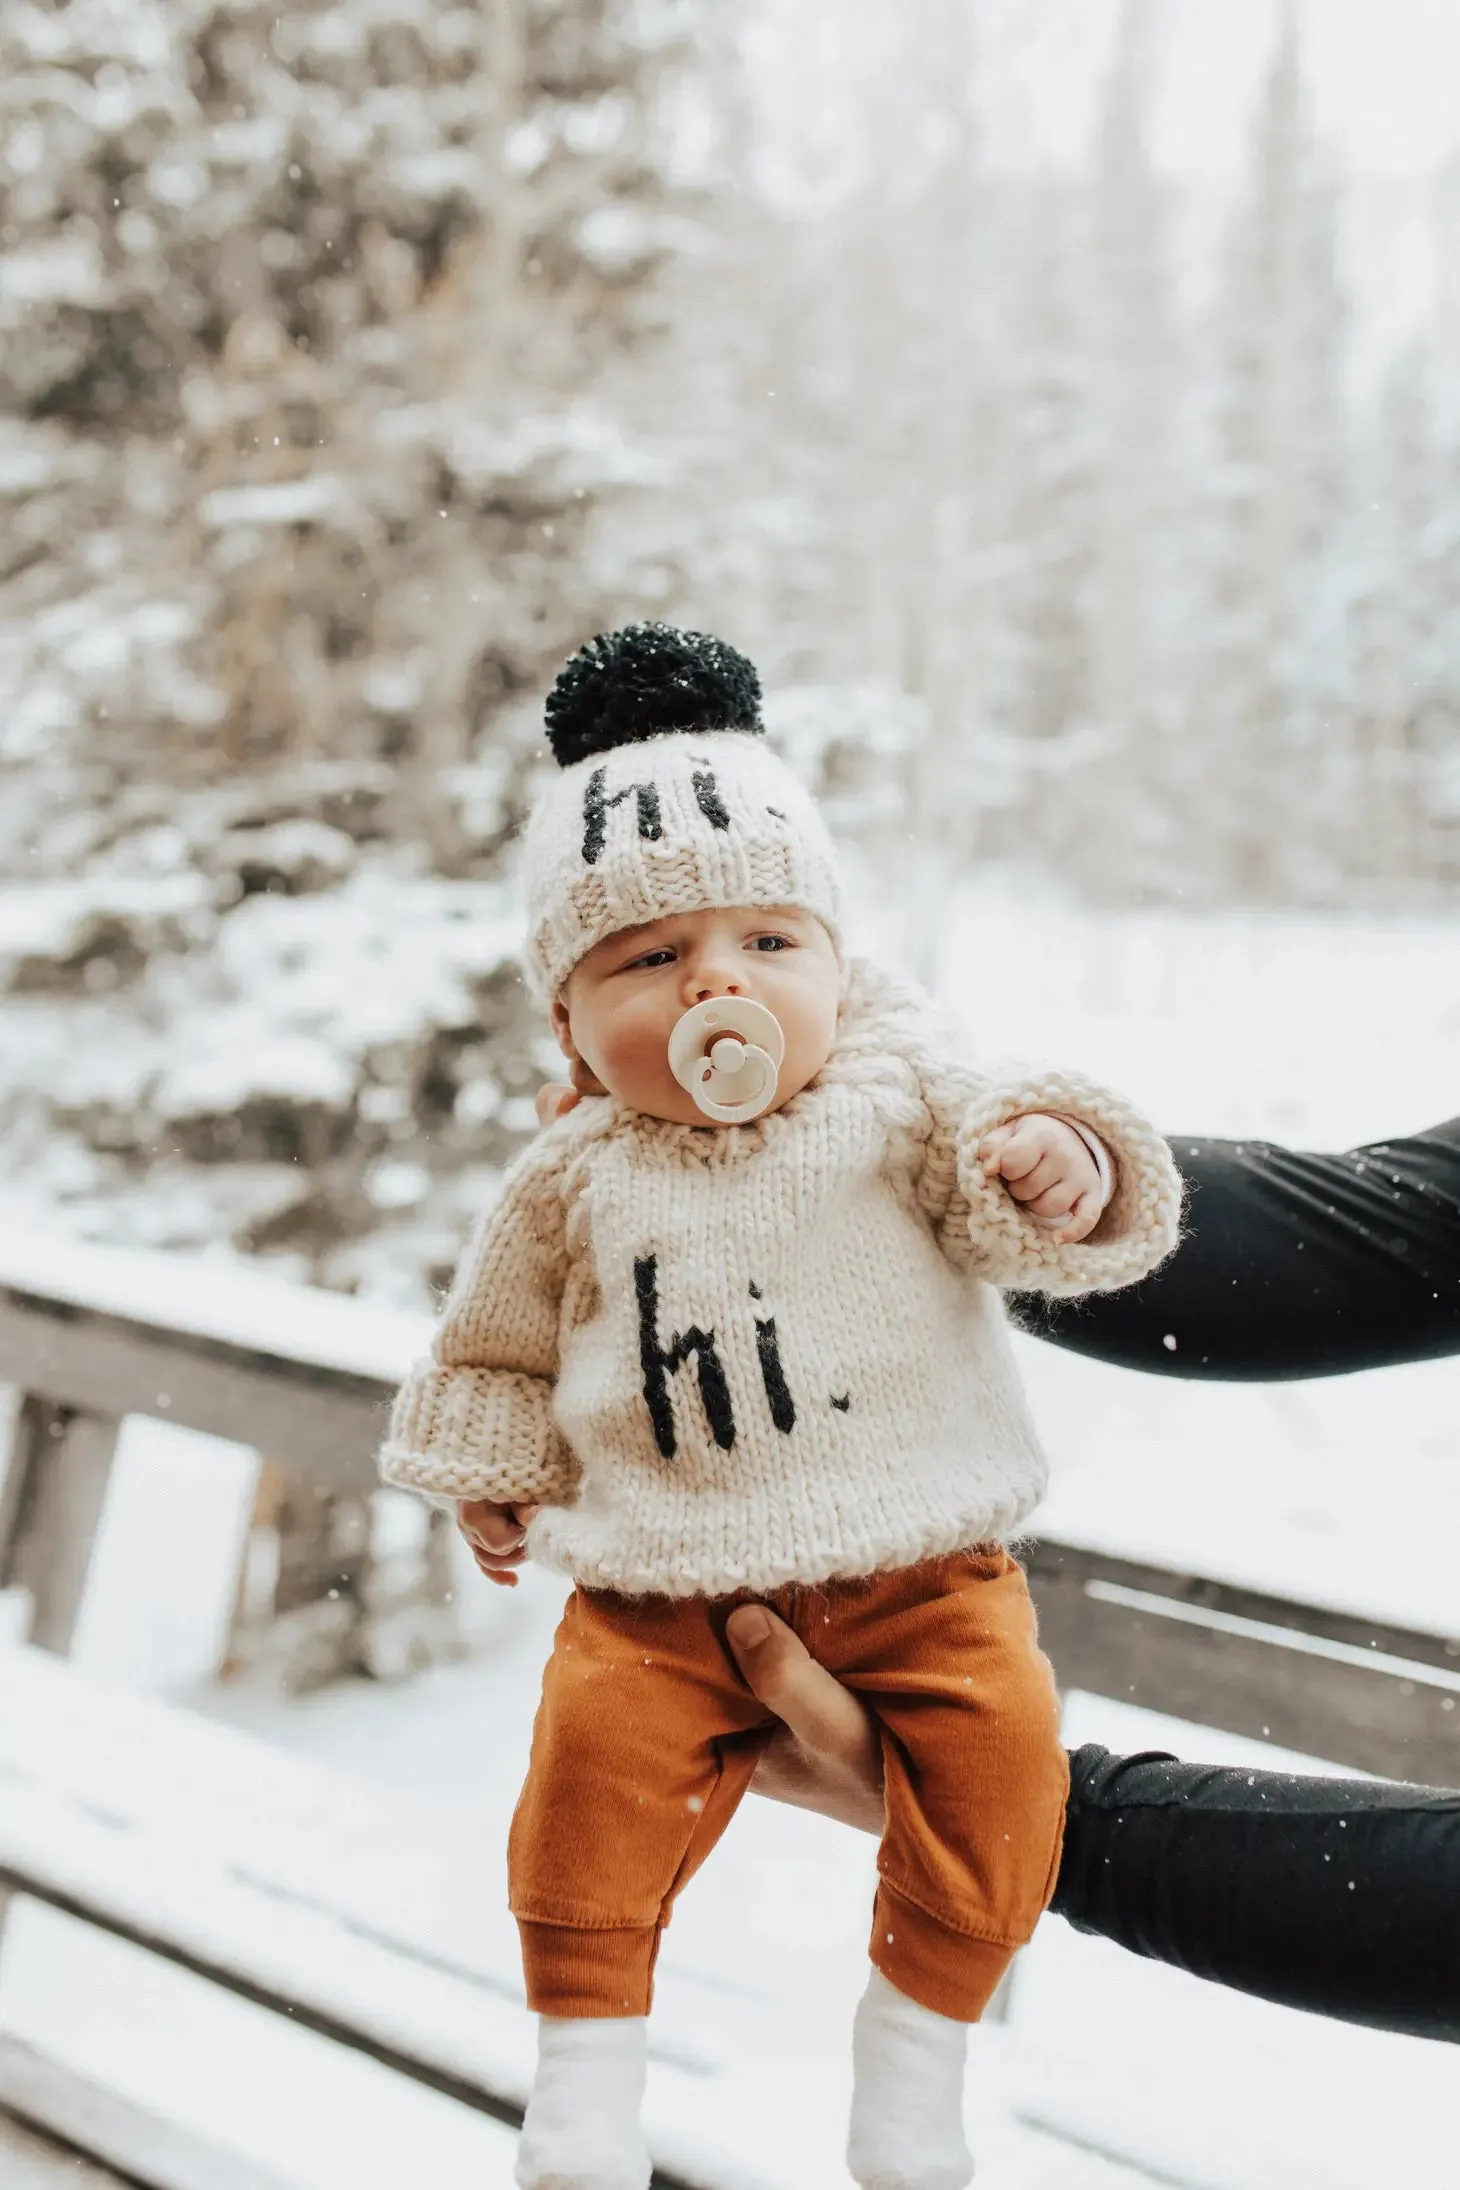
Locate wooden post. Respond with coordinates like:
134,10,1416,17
221,1463,371,1693
0,1394,120,1657
221,1467,462,1692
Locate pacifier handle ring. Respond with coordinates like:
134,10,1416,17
667,995,786,1124
687,1041,778,1124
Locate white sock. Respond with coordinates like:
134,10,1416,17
846,1968,974,2190
515,2015,651,2190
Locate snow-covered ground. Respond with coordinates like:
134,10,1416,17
1,896,1456,2187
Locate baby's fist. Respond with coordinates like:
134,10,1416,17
458,1498,540,1587
978,1113,1103,1244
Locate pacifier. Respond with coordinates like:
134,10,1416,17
667,996,786,1125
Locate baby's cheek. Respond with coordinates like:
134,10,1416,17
598,1005,678,1099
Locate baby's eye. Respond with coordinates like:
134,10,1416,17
626,946,676,971
748,933,792,952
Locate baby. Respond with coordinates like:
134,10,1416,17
381,624,1181,2190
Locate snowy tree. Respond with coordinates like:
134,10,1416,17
1188,5,1350,898
1079,0,1186,897
0,0,706,1294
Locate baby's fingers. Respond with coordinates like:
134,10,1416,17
978,1124,1016,1175
460,1504,524,1555
472,1548,521,1587
983,1119,1050,1183
1051,1189,1102,1245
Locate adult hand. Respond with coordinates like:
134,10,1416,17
535,1081,580,1128
724,1602,884,1835
528,1079,881,1830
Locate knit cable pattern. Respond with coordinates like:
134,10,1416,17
380,962,1180,1593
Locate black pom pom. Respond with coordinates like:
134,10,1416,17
545,622,763,768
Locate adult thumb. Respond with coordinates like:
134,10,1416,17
725,1603,880,1776
535,1082,579,1129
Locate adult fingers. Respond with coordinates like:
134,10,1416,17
535,1083,580,1129
748,1727,886,1836
725,1603,884,1812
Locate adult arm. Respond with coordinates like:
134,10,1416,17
1055,1744,1460,2041
724,1609,1460,2044
1011,1117,1460,1377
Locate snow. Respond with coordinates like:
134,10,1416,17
198,479,351,531
0,898,1456,2185
0,237,108,307
154,1035,359,1118
1020,1334,1460,1638
387,148,484,198
912,877,1460,1153
0,1231,424,1384
4,1594,1454,2187
0,2106,126,2190
0,1639,1130,2189
204,872,522,1057
0,876,211,964
1016,1694,1460,2190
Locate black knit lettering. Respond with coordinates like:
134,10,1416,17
691,768,731,831
831,1393,851,1412
582,768,663,864
634,1254,736,1458
754,1316,797,1434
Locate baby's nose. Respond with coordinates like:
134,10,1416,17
684,959,744,1003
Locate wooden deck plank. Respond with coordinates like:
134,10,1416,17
1027,1538,1460,1786
0,2102,134,2189
0,2038,295,2190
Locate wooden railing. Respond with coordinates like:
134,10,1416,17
0,1231,1456,2188
2,1230,1456,1785
0,1233,415,1671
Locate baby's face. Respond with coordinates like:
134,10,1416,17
553,905,841,1127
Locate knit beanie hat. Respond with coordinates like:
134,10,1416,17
521,623,844,999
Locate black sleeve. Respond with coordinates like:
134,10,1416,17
1050,1745,1460,2042
1012,1117,1460,1378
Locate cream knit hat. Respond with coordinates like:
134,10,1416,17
521,624,843,999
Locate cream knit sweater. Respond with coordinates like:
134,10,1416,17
381,963,1182,1598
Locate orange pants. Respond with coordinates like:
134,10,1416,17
508,1547,1068,2024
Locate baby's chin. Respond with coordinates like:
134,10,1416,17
606,1063,827,1128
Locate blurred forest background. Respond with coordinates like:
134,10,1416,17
2,0,1458,1307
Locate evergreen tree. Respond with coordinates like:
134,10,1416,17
1192,4,1348,898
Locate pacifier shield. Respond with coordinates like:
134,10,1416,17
667,997,786,1124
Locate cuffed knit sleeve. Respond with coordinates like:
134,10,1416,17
918,1059,1183,1297
379,1140,578,1508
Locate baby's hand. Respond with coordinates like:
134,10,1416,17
458,1498,541,1588
978,1113,1103,1245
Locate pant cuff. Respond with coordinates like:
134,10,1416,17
870,1881,1017,2022
516,1917,662,2019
